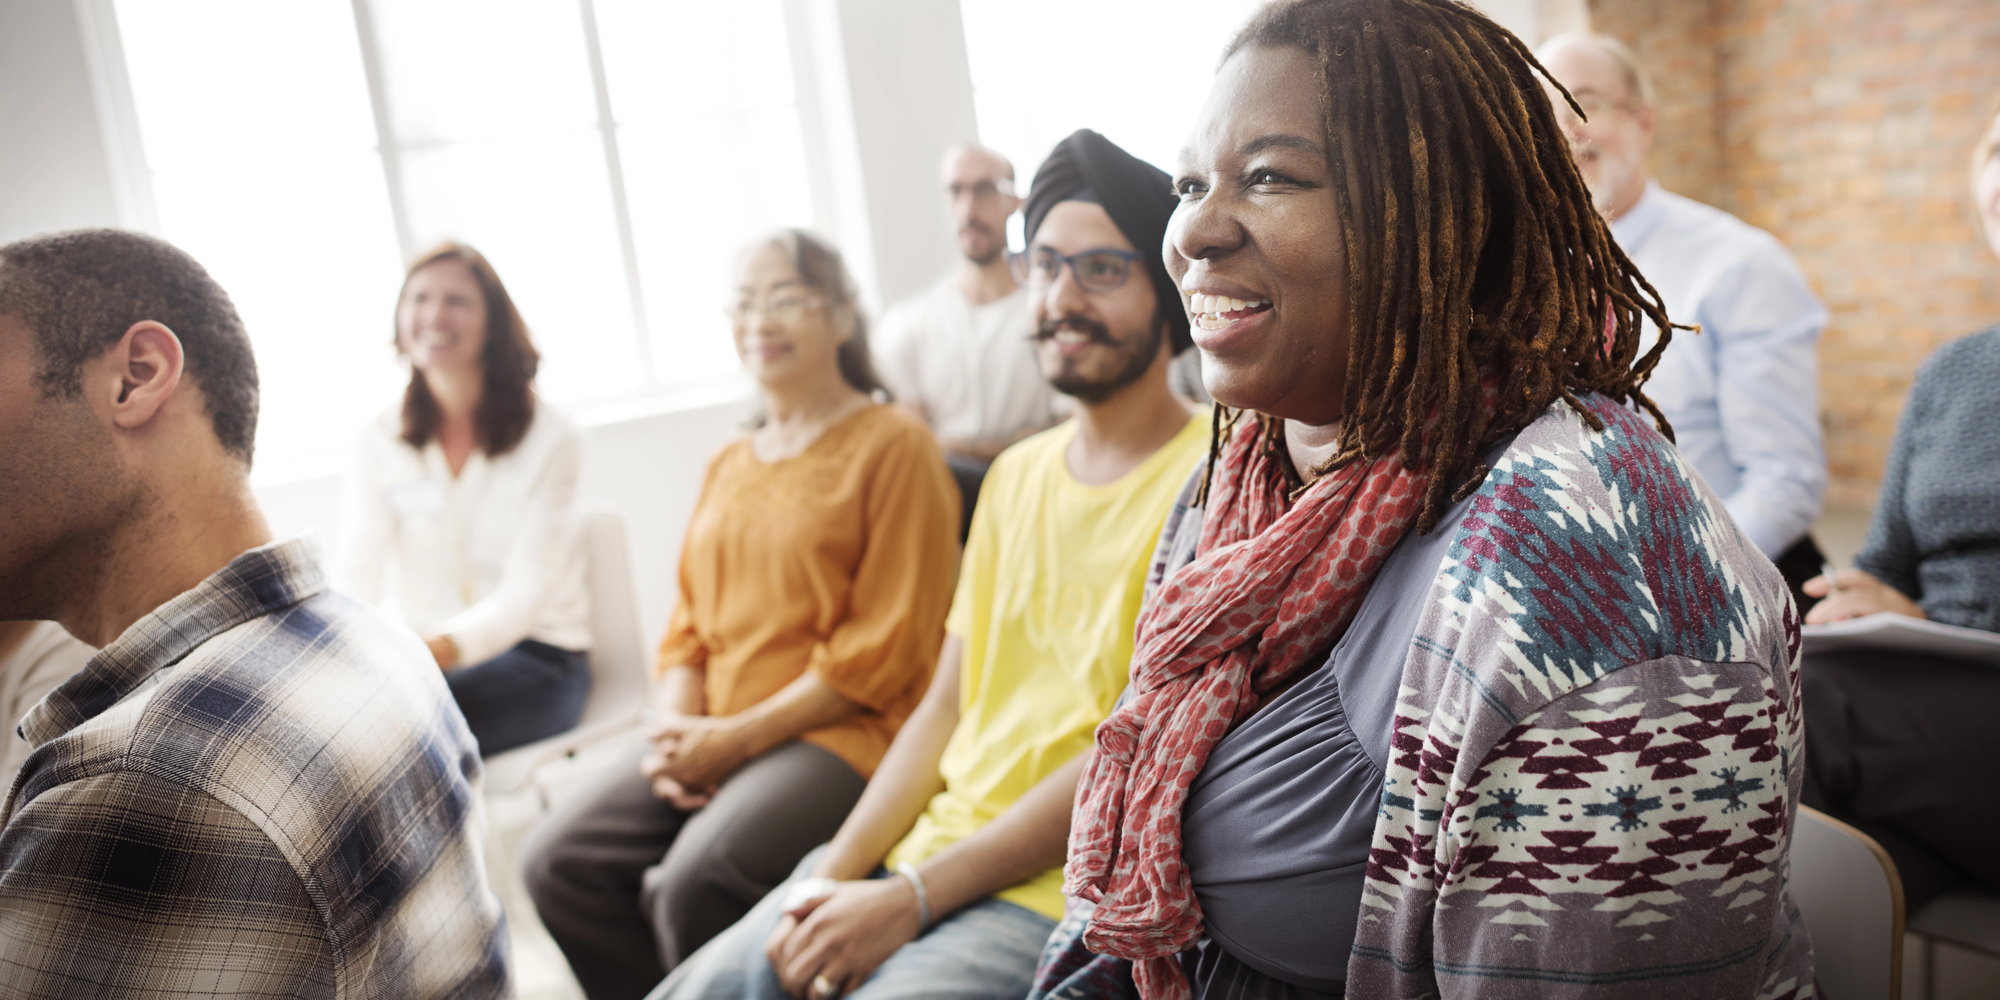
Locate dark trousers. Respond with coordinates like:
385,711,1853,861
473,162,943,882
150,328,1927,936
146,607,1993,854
946,451,989,544
1772,534,1828,617
445,639,591,756
522,740,867,1000
1800,647,2000,911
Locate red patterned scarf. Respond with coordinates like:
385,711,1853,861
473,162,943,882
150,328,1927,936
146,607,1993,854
1063,415,1430,1000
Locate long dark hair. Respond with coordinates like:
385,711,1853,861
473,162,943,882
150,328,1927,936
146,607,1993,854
754,229,886,398
1215,0,1686,532
395,242,539,457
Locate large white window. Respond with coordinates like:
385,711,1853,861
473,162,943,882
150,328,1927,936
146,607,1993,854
110,0,813,484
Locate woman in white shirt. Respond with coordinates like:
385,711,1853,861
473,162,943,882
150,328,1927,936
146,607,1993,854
338,242,592,756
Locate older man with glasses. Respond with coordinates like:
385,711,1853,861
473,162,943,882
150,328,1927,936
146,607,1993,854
874,143,1066,538
1539,32,1832,608
643,128,1207,1000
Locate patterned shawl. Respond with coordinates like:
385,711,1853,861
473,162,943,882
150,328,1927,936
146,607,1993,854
1063,415,1429,1000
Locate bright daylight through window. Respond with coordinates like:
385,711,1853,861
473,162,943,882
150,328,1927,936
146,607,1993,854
111,0,813,485
956,0,1267,246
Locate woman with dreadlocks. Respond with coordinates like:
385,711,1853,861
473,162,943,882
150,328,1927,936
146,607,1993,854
1032,2,1814,999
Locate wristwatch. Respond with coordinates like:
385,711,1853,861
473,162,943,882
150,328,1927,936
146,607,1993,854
782,876,839,912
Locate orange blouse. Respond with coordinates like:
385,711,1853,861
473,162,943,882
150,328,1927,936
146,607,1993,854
657,405,960,777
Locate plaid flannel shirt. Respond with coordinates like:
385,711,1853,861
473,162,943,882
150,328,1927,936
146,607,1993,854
0,538,509,998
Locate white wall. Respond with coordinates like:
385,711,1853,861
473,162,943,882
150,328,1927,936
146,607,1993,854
256,389,754,651
832,0,979,308
0,0,120,242
783,0,978,313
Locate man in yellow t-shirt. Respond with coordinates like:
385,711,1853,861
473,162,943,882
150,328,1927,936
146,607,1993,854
649,130,1206,1000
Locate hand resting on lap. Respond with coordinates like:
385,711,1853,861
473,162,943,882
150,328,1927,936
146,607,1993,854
1803,569,1926,624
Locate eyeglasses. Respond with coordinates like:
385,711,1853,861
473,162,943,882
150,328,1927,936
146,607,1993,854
946,179,1016,203
1558,93,1640,123
724,290,824,323
1015,247,1144,293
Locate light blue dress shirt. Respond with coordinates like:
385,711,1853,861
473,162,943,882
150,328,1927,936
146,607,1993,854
1612,182,1828,557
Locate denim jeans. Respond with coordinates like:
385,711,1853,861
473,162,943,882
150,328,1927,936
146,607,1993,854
646,845,1058,1000
444,638,590,756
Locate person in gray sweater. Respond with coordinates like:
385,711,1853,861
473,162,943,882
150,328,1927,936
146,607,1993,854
1798,99,2000,910
1807,326,2000,630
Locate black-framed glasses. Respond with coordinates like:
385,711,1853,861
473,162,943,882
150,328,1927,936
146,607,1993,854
1014,246,1143,293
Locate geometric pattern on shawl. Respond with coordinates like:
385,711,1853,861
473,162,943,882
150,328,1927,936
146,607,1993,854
1352,395,1815,999
1028,396,1816,1000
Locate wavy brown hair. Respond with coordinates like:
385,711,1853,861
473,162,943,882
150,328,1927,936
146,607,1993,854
396,242,539,457
1214,0,1686,532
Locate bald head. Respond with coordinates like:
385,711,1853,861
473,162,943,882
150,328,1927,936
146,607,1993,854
941,143,1020,265
942,143,1014,184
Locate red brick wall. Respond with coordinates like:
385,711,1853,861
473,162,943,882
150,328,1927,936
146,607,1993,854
1590,0,2000,509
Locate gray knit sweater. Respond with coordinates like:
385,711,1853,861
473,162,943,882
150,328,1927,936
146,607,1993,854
1854,326,2000,632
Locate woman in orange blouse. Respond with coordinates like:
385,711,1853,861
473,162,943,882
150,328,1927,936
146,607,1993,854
524,230,960,999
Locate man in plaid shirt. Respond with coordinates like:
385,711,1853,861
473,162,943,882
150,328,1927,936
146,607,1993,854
0,230,508,997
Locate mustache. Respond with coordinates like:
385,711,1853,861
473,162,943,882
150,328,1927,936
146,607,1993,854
959,221,995,238
1032,314,1115,344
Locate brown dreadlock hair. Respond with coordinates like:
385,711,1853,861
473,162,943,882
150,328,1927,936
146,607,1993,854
1202,0,1687,533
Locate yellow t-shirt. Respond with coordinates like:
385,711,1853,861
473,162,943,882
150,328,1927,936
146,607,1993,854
885,410,1210,919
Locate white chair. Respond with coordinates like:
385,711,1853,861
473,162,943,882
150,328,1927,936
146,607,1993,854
1793,805,1905,1000
483,511,652,796
1909,885,2000,999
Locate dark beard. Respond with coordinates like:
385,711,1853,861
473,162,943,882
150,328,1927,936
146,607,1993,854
1036,314,1161,405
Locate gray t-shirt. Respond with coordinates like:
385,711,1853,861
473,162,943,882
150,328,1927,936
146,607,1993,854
1161,440,1507,997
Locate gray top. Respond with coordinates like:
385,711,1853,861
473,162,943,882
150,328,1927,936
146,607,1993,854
1162,443,1503,997
1854,327,2000,632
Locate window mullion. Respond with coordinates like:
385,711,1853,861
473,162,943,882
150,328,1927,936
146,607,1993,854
347,0,416,262
577,0,657,387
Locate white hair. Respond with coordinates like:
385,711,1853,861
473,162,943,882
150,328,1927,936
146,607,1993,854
1538,31,1656,108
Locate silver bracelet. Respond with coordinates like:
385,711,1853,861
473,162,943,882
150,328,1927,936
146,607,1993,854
893,862,932,933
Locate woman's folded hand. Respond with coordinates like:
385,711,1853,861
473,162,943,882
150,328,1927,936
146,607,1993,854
648,715,755,795
1803,568,1926,624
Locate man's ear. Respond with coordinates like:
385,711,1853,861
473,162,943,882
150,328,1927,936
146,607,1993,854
106,320,185,432
1635,102,1658,150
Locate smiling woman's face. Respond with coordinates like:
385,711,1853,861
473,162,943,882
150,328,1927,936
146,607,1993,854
1167,44,1349,425
397,259,490,379
730,241,846,390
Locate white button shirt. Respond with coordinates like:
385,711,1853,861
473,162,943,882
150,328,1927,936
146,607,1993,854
873,275,1066,447
335,403,591,665
1612,182,1829,557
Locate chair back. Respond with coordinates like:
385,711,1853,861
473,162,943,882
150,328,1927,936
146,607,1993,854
580,510,648,726
1793,805,1904,1000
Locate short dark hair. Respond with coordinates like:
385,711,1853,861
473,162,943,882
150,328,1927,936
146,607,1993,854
0,229,259,464
396,242,540,457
